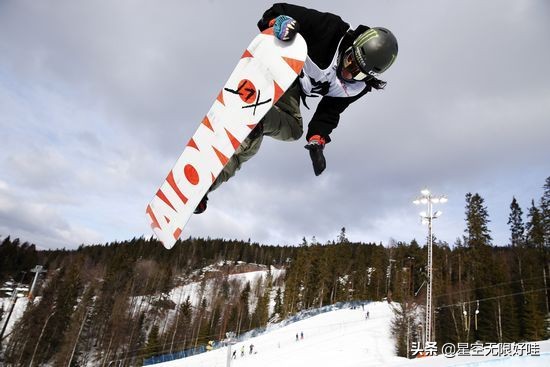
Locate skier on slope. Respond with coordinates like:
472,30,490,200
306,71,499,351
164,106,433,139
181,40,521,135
195,2,398,214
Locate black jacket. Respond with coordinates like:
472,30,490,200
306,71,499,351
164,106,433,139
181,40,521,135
258,3,372,143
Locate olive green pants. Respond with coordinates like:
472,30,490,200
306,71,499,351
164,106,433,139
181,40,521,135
209,80,302,192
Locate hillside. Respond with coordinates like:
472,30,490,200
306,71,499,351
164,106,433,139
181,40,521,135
1,235,549,366
152,301,550,367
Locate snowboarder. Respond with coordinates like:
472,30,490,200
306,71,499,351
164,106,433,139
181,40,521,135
249,344,254,354
195,3,398,213
300,331,304,340
232,350,237,359
241,345,245,357
295,332,299,341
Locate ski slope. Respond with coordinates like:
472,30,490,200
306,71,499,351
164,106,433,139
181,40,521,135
0,296,29,339
154,301,550,367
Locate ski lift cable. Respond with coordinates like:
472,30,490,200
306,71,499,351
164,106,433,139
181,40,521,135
434,274,547,300
435,287,549,310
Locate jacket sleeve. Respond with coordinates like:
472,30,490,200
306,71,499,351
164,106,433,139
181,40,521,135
258,3,343,32
306,87,371,143
258,3,349,69
259,3,365,142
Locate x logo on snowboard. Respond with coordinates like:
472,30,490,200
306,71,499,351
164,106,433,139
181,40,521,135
224,80,272,116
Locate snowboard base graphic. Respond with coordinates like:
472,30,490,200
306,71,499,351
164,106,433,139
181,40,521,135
147,29,307,249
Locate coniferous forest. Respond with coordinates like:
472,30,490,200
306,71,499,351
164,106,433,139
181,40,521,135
0,177,548,365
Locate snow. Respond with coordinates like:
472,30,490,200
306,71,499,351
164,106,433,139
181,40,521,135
3,265,549,367
128,265,286,341
393,350,550,367
0,296,29,339
166,266,285,308
152,301,550,367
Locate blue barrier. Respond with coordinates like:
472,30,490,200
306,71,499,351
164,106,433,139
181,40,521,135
143,345,206,365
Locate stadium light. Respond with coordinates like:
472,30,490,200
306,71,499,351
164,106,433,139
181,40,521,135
413,188,447,347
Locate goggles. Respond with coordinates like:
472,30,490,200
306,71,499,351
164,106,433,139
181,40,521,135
340,47,376,82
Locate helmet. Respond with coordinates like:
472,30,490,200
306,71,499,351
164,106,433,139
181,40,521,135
352,27,398,76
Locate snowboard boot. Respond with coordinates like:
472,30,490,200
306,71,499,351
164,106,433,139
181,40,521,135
194,194,208,214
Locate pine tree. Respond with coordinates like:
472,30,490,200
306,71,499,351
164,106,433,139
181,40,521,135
5,266,73,366
540,176,550,333
144,324,161,359
464,193,493,248
523,292,545,341
272,288,283,319
302,247,322,309
237,282,251,336
337,227,349,243
541,176,550,249
251,284,270,329
194,298,211,350
508,197,525,247
463,193,500,342
391,245,421,358
391,302,419,358
526,200,545,250
172,297,192,351
54,285,95,366
507,195,529,341
282,248,309,315
524,198,549,336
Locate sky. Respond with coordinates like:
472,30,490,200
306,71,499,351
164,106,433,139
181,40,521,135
0,0,549,250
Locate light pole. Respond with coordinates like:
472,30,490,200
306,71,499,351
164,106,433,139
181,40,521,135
413,188,447,347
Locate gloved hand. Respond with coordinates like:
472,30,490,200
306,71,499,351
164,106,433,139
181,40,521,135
304,135,326,176
270,15,300,41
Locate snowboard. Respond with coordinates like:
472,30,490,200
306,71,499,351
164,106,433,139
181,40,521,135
147,29,307,249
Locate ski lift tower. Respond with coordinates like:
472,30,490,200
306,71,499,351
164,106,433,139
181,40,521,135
413,188,447,347
225,331,237,367
28,265,46,300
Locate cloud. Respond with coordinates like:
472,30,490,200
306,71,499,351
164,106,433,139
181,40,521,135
0,0,548,249
0,181,102,249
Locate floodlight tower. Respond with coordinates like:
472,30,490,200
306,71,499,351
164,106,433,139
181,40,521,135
413,188,447,347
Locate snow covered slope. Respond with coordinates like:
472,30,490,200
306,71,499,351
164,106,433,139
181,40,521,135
153,301,550,367
166,264,284,309
0,296,29,339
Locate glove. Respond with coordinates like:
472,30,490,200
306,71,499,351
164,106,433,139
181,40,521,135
270,15,299,41
304,135,326,176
